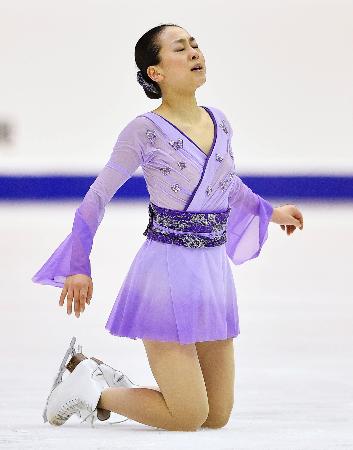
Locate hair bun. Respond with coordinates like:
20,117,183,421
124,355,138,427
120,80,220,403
136,70,159,94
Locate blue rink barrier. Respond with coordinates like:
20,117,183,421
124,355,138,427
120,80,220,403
0,175,352,200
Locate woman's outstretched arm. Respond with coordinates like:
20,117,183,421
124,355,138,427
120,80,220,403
31,117,149,316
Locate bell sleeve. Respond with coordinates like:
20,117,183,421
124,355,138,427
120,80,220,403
225,120,274,265
31,117,147,288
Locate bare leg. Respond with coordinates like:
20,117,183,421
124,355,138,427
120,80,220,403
97,339,209,431
195,337,235,429
98,386,177,429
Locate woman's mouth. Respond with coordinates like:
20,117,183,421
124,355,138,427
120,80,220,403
191,64,204,71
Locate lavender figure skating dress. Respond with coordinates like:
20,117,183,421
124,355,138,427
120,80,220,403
32,106,274,345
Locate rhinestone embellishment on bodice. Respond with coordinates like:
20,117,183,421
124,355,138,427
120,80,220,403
227,140,234,159
219,171,236,192
159,166,171,175
168,138,183,150
146,129,157,145
177,161,186,170
171,183,181,192
219,120,229,134
215,153,224,162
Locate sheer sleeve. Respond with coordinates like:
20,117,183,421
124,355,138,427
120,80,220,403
31,116,148,288
225,121,274,265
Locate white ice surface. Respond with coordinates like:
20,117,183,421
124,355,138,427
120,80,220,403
0,200,352,450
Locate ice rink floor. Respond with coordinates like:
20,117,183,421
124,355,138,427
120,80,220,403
1,200,352,450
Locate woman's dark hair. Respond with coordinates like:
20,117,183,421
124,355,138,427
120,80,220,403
135,23,182,99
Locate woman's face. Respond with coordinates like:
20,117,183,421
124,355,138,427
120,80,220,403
148,27,206,94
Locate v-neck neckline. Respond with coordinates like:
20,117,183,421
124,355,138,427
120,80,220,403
149,106,217,158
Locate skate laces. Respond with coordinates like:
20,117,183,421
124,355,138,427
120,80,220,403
113,371,124,383
56,397,83,422
78,365,130,427
91,365,104,379
80,411,130,427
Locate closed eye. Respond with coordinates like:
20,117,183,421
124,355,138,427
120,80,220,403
176,46,199,52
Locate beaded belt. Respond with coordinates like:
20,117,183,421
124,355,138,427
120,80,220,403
142,202,231,248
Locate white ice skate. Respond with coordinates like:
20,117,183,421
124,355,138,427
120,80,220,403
43,336,139,427
42,336,77,424
75,358,139,426
46,358,108,426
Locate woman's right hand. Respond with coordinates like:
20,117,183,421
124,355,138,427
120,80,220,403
59,274,93,318
270,204,304,235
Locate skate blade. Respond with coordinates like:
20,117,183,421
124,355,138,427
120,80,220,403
42,336,78,423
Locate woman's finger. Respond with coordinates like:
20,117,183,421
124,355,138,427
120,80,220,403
298,215,304,230
292,207,304,229
285,225,292,235
67,288,74,315
289,215,302,228
79,288,87,313
59,285,68,306
74,286,81,317
86,281,93,305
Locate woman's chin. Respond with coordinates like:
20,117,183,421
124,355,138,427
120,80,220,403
196,77,206,88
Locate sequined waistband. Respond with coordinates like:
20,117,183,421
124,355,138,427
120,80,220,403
142,202,231,249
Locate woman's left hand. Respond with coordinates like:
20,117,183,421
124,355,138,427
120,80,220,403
271,204,304,236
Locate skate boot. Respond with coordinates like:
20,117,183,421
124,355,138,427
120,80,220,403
46,358,109,426
43,336,139,426
65,343,138,424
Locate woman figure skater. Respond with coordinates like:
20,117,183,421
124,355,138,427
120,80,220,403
32,23,304,431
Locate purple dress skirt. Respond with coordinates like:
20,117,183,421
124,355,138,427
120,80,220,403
31,106,274,345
